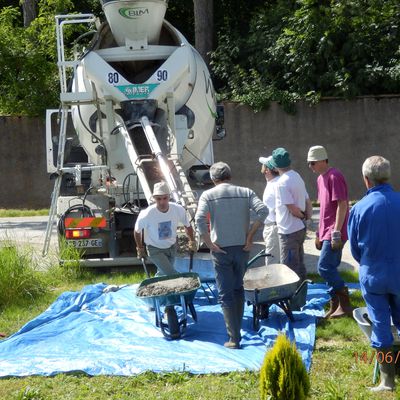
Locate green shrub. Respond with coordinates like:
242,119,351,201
260,334,310,400
50,238,89,282
0,243,47,308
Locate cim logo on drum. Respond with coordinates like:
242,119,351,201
119,7,149,18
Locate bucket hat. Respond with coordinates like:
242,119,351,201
307,145,328,162
152,181,170,196
270,147,291,168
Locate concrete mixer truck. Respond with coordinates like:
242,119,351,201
43,0,224,267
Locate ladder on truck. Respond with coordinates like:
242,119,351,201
43,14,200,256
43,14,101,256
138,116,198,223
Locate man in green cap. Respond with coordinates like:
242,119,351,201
270,147,312,281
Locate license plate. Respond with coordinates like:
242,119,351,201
69,239,103,248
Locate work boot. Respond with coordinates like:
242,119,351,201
324,292,339,319
222,307,240,349
370,348,395,392
329,286,353,318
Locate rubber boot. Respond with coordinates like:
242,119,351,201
370,348,395,392
234,298,245,342
222,307,240,349
324,292,339,319
329,286,353,318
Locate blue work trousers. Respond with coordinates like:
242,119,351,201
362,288,400,348
318,240,345,292
212,246,249,308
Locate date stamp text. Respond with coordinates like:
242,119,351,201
354,351,400,365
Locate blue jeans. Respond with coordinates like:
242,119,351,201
212,246,249,308
318,240,344,292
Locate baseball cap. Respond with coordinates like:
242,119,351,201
259,156,275,170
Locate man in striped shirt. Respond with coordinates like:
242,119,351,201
195,162,268,349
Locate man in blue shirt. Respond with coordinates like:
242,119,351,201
348,155,400,392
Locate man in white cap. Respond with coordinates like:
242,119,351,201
134,181,196,276
307,145,352,318
258,155,280,264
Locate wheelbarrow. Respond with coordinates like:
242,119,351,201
136,272,201,340
244,249,312,330
353,307,400,384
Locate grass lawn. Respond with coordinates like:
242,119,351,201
0,209,49,218
0,258,399,399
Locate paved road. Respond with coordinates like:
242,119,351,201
250,208,358,274
0,216,58,268
0,216,51,247
0,212,359,274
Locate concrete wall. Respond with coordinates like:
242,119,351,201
0,116,53,208
213,96,400,200
1,95,400,208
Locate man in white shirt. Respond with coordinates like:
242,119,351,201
270,148,312,281
134,181,196,276
259,155,280,265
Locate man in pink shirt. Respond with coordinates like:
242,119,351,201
307,145,352,318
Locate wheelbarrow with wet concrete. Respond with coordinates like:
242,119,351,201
136,264,201,339
244,249,312,330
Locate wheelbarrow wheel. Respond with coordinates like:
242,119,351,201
165,306,180,339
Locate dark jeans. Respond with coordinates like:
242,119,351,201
279,228,306,281
212,245,249,308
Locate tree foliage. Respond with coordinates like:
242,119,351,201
1,0,400,115
212,0,400,111
0,0,75,116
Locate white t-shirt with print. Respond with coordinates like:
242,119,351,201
134,203,190,248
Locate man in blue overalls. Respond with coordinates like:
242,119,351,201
348,156,400,392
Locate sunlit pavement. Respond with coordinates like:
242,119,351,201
0,210,358,274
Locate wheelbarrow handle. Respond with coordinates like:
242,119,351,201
293,279,313,297
189,251,194,272
141,257,150,278
247,249,272,268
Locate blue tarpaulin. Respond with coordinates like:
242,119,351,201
0,279,330,377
